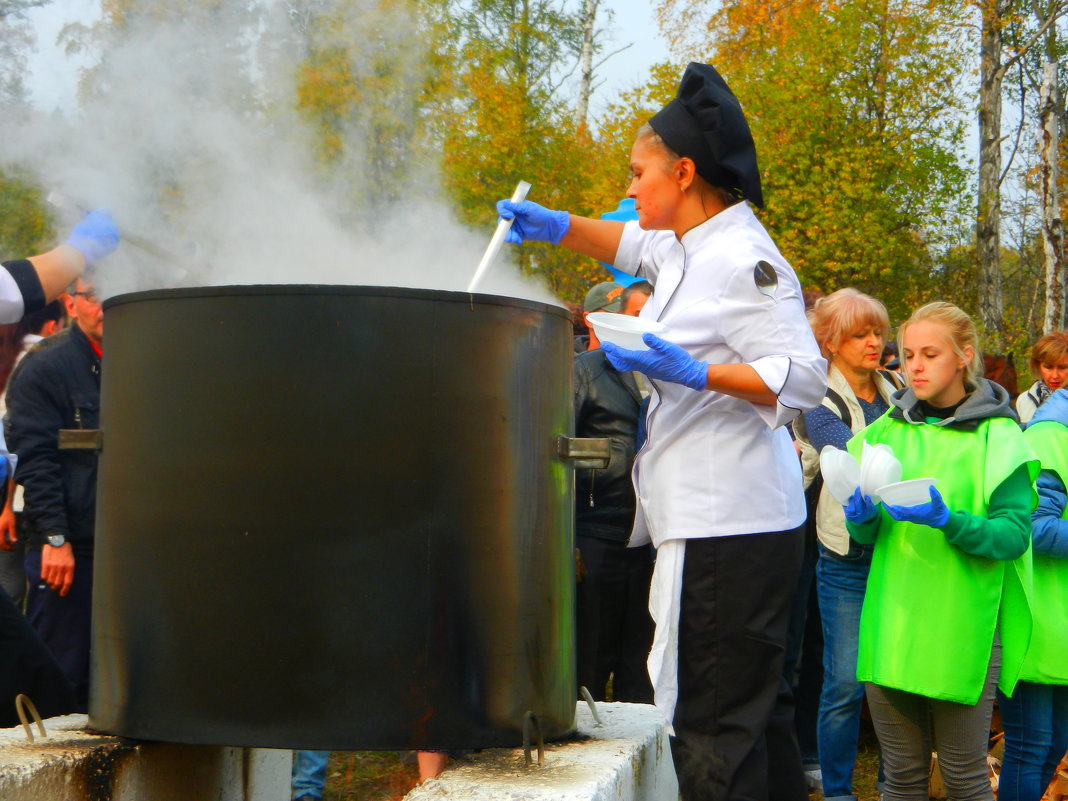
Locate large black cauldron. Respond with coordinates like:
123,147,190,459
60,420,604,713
89,285,578,750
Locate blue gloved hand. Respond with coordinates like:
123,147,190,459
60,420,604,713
843,487,878,524
602,333,708,391
496,200,570,245
884,485,950,528
65,209,119,264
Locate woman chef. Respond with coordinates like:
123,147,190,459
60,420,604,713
498,63,826,801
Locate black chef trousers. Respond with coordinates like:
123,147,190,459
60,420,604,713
671,526,807,801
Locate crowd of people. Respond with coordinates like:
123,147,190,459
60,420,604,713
498,61,1067,801
0,58,1065,801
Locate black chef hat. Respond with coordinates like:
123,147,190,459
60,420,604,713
649,63,763,208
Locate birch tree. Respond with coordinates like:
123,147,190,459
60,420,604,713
975,0,1066,343
1038,59,1063,331
573,0,629,130
575,0,598,128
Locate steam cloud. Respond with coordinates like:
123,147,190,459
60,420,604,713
0,1,559,306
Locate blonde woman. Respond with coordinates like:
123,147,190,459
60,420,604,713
794,288,900,801
843,302,1035,801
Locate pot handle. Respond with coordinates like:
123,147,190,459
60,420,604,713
556,435,610,469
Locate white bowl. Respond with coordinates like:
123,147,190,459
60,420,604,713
586,312,668,351
860,443,902,500
876,478,937,507
819,446,862,505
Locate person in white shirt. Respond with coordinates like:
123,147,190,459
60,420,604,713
498,62,826,801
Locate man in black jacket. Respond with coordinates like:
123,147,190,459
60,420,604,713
574,281,654,703
7,277,103,710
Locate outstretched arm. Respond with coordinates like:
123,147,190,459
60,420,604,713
496,200,625,264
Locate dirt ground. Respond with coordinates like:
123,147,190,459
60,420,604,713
320,723,1068,801
322,750,420,801
320,734,884,801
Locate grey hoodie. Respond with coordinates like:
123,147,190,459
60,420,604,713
888,377,1017,430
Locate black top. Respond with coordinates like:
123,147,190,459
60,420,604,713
7,324,101,556
574,349,643,541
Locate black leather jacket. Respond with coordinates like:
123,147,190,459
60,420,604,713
6,325,101,556
574,349,642,542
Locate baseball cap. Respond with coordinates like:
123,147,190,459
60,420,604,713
583,282,624,313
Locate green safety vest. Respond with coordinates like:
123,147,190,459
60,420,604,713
1020,420,1068,685
848,413,1037,703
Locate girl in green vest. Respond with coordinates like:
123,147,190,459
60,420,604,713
1002,386,1068,801
842,301,1036,801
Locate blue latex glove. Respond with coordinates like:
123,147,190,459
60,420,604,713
496,200,570,245
602,333,708,391
65,209,119,264
884,485,950,528
843,487,878,524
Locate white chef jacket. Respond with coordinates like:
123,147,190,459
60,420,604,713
612,202,827,548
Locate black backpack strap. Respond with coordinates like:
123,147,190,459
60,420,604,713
824,388,854,429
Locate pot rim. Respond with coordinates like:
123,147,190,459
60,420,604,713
102,284,571,320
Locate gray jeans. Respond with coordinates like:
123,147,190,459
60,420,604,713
865,641,999,801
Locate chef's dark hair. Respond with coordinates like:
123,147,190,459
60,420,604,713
648,63,763,208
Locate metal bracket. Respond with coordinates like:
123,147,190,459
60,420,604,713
15,694,46,743
522,711,545,766
579,686,603,726
556,436,610,470
58,429,103,452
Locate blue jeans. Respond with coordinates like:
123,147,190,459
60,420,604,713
998,682,1068,801
816,541,874,801
291,750,330,800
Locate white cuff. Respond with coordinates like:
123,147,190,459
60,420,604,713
749,355,806,430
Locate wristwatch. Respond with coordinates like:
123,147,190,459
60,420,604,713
46,534,66,548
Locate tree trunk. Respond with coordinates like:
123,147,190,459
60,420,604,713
1040,60,1064,332
977,0,1005,343
575,0,597,129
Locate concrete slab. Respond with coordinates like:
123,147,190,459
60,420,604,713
404,702,678,801
0,714,291,801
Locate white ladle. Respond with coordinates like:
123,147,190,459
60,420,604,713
467,180,531,293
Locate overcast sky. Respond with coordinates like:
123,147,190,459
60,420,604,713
23,0,672,112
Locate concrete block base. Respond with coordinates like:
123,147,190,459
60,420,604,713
0,714,291,801
405,702,678,801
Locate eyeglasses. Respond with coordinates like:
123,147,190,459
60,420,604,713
71,291,100,304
